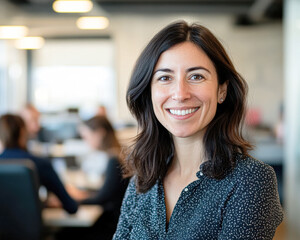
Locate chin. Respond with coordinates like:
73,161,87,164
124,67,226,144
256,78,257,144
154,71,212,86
170,130,196,139
169,127,206,139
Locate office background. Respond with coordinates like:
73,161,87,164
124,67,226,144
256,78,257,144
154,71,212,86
0,0,299,239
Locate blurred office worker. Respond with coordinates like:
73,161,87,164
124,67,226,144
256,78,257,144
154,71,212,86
20,104,41,140
0,114,78,214
78,115,128,205
59,115,129,240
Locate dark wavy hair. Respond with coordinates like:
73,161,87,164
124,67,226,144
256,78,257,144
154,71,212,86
0,114,26,149
125,20,252,193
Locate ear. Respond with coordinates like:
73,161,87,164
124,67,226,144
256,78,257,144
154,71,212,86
218,80,228,104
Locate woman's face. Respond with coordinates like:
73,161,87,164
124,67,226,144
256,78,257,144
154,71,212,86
151,41,227,139
79,125,105,150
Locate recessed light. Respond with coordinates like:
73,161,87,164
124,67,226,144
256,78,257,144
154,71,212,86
76,17,109,30
0,26,28,39
53,0,93,13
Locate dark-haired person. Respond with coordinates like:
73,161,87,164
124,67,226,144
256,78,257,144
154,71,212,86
113,21,283,240
0,114,78,214
57,115,129,240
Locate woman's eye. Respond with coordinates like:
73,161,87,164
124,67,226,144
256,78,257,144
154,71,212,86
158,76,171,81
190,74,204,81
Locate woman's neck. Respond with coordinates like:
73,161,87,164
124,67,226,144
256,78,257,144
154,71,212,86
172,134,205,177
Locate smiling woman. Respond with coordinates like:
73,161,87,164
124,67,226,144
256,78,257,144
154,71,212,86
113,21,283,240
151,41,227,139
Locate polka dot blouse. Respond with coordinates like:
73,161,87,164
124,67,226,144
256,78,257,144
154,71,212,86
113,154,283,240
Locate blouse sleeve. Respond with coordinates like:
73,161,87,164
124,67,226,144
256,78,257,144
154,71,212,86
218,163,284,240
113,177,137,240
38,158,78,214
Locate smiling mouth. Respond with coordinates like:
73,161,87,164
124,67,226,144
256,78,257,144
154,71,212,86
168,107,199,116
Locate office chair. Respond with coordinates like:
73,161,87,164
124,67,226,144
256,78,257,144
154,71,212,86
0,160,43,240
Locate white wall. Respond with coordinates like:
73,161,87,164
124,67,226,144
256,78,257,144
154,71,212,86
284,0,300,239
0,41,27,114
0,1,28,114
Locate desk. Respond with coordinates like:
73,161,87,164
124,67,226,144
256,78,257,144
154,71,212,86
43,205,103,227
61,169,104,191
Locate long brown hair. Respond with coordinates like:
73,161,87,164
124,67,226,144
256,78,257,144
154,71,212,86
0,114,26,149
125,21,253,193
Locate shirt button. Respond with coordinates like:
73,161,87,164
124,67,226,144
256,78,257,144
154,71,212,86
184,187,189,192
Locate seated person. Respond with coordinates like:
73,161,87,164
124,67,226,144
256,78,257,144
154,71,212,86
20,103,41,140
62,115,129,240
0,114,78,214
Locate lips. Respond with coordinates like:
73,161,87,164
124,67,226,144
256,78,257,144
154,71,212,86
168,107,199,116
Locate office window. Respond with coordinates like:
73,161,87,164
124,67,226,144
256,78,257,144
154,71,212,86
31,38,116,119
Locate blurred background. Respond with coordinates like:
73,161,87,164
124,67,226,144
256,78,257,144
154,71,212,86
0,0,299,239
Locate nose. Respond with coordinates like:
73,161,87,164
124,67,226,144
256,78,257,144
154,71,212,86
171,79,191,102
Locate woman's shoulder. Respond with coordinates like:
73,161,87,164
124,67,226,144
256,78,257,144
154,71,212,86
126,177,138,195
108,155,120,164
121,176,160,216
229,153,277,183
120,177,139,211
124,176,156,200
107,155,124,173
234,153,274,172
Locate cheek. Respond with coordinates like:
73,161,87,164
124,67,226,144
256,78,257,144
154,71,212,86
82,132,99,149
198,86,218,103
151,90,166,124
151,86,168,108
204,92,219,119
92,134,102,148
151,88,166,123
83,135,93,146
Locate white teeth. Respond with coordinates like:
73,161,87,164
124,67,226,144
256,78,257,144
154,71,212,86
169,108,198,116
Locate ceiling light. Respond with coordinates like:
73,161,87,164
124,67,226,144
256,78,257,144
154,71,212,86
53,0,93,13
76,17,109,30
0,26,28,39
15,37,45,50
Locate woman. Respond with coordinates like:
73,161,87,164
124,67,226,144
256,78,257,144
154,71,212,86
76,116,128,211
0,114,78,214
113,21,283,239
61,115,129,240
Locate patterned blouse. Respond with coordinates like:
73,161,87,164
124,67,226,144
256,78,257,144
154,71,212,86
113,154,283,240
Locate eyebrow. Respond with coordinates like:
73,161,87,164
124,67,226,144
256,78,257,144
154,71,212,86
153,66,211,75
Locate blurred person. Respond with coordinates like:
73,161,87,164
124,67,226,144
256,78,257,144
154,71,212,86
20,103,41,140
96,104,107,117
113,21,283,239
57,115,129,240
20,103,49,155
0,114,78,214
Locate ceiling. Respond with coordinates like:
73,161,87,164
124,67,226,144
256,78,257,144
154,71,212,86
6,0,282,25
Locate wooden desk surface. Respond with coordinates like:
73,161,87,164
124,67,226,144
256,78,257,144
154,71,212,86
43,205,103,227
